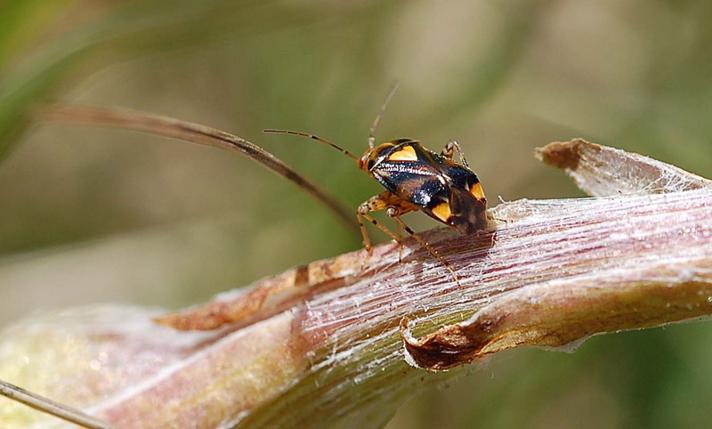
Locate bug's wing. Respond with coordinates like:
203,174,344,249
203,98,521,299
373,162,446,206
448,185,487,234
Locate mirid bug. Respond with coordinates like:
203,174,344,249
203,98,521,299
265,87,488,283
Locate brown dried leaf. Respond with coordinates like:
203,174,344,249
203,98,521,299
536,138,710,196
39,104,356,232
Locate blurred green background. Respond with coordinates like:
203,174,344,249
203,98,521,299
0,1,710,428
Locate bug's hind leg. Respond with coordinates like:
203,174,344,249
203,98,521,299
387,210,462,287
441,140,470,168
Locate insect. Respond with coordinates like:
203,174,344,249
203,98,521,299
265,86,488,283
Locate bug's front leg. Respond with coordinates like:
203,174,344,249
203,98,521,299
356,193,403,255
441,140,470,168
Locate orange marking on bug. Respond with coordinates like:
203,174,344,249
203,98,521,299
470,182,485,200
431,201,452,222
387,145,418,161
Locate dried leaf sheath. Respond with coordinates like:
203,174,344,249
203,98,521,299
105,179,712,426
0,140,709,428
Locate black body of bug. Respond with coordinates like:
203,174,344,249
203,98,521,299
359,138,487,236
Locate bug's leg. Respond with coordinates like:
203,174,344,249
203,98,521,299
441,140,470,168
385,200,418,262
357,194,403,256
390,218,408,263
387,210,462,287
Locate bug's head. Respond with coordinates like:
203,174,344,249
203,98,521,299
357,142,395,172
358,139,416,172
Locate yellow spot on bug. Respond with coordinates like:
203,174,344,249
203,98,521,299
431,202,452,222
470,182,485,200
387,145,418,161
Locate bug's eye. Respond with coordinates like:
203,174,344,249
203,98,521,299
367,159,375,169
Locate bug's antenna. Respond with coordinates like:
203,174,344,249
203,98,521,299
264,129,359,161
368,81,400,149
0,379,110,429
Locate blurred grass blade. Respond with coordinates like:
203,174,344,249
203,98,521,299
0,0,334,162
41,104,357,231
0,1,69,69
0,379,110,429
